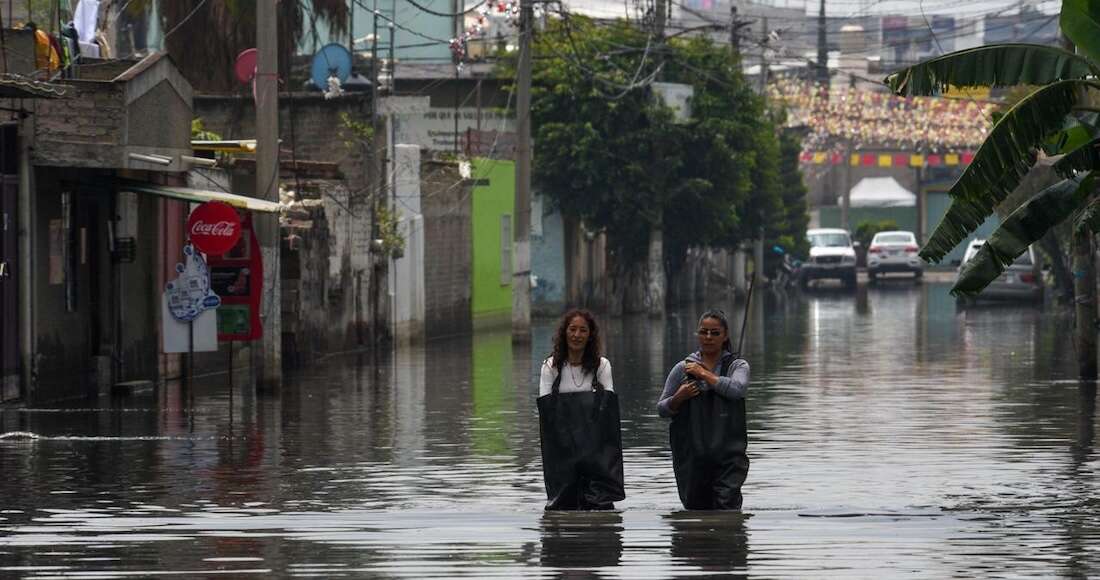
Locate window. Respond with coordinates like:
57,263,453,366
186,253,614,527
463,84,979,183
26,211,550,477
808,232,851,248
875,233,914,244
500,215,512,286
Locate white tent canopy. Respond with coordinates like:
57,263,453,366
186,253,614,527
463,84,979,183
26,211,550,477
838,176,916,208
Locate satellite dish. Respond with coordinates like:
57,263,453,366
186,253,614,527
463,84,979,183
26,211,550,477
234,48,258,84
310,43,353,90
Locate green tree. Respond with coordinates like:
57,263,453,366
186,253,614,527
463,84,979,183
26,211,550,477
526,17,798,310
884,0,1100,378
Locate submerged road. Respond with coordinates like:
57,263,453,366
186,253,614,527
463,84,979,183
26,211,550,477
1,281,1097,578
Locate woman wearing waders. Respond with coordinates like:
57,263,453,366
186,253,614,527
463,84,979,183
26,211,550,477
537,309,625,510
658,309,750,510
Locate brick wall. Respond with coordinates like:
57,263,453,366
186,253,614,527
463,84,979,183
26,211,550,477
194,93,372,190
24,82,126,168
420,158,473,340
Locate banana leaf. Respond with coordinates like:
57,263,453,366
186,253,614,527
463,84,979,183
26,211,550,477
885,44,1097,97
1062,0,1100,65
921,80,1099,263
1042,120,1097,156
953,173,1094,297
1053,136,1100,178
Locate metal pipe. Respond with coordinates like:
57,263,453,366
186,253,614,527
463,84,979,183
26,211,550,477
181,155,217,168
128,153,172,166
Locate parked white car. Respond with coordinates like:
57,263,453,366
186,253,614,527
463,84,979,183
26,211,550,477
802,228,858,289
867,230,923,282
955,239,1043,305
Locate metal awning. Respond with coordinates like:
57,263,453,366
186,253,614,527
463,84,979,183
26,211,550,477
118,180,281,213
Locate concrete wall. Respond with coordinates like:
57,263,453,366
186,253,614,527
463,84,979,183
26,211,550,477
470,159,514,327
530,193,566,317
390,145,425,342
421,158,473,340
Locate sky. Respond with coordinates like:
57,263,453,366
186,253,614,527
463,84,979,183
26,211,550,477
564,0,1061,19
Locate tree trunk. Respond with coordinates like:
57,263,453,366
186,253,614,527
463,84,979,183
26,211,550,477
1073,229,1097,380
645,224,666,317
1040,230,1074,304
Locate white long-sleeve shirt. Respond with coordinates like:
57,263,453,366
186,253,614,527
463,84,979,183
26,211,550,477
539,357,614,396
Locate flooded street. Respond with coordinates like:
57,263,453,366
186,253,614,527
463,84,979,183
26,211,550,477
2,282,1099,578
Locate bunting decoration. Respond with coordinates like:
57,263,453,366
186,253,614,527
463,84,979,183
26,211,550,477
771,78,995,166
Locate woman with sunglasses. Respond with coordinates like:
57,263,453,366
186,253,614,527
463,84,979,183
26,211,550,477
657,309,750,510
537,309,625,510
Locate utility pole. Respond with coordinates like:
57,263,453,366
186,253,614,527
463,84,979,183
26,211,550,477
644,0,667,317
256,0,281,391
729,5,739,53
513,0,533,340
816,0,828,86
755,16,768,281
369,0,383,351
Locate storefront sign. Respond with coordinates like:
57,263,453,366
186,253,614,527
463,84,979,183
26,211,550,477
187,201,241,255
208,212,263,341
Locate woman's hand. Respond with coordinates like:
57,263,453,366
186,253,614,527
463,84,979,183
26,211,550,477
684,361,716,385
669,381,700,413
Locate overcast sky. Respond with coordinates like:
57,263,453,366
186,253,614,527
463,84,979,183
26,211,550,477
565,0,1060,19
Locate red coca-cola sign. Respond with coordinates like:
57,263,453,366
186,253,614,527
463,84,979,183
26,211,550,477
187,201,241,255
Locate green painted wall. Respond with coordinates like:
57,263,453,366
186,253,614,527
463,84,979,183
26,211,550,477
471,159,516,323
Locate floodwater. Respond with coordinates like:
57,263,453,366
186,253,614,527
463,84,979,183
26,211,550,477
1,281,1098,578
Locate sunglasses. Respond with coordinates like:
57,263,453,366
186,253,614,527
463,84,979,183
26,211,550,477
696,329,724,337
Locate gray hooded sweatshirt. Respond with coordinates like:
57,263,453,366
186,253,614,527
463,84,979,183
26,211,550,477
656,350,749,418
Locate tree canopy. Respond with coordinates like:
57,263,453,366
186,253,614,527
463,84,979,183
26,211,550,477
525,16,807,275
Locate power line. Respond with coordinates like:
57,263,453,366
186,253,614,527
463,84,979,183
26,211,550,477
162,0,209,42
404,0,489,17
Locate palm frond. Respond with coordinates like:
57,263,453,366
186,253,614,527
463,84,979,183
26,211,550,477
1062,0,1100,64
1053,137,1100,178
884,44,1098,97
952,174,1094,297
920,80,1100,263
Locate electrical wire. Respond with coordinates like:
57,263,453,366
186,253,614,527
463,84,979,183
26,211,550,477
403,0,489,18
162,0,209,42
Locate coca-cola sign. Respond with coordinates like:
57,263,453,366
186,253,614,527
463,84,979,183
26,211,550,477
187,201,241,255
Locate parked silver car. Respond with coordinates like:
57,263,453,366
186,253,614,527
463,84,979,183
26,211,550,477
867,230,923,282
955,239,1043,305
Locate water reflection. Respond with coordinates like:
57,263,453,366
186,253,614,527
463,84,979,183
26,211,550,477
666,511,749,578
539,511,623,574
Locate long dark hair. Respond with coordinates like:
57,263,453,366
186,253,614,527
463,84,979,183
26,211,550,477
550,308,602,373
699,308,733,354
